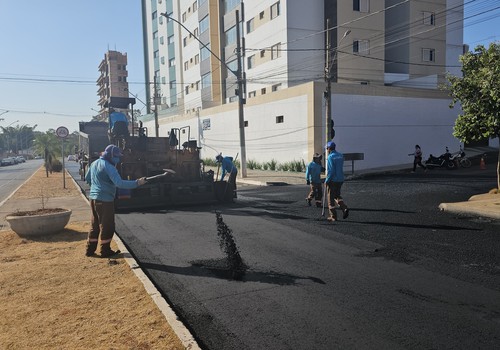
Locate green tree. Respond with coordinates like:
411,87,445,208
447,42,500,190
33,132,59,177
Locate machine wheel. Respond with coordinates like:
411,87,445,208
446,161,456,170
460,158,472,168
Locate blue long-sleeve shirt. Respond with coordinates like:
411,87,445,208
325,150,345,183
85,158,138,202
305,161,322,184
220,157,237,181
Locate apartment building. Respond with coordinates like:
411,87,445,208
97,50,130,113
140,0,466,169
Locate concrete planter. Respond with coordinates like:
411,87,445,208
6,208,72,237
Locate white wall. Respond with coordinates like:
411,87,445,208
146,84,463,170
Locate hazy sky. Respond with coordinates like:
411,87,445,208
0,0,499,133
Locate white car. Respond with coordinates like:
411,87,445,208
67,155,77,161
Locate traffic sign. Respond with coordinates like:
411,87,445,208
56,126,69,138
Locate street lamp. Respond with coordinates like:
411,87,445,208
0,110,8,120
160,12,248,177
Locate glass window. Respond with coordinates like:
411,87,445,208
199,16,209,33
200,44,211,61
201,73,212,89
353,0,369,12
353,40,369,54
168,35,174,45
247,55,255,69
423,11,435,25
225,25,237,45
198,0,207,6
271,1,280,19
247,18,254,33
224,0,241,14
422,48,435,62
271,43,281,60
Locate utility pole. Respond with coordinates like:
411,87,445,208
325,18,333,146
160,11,248,177
235,10,247,178
153,75,160,137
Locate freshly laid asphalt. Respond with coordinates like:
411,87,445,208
1,153,498,349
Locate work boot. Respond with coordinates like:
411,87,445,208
85,241,97,257
338,201,349,219
306,198,312,206
100,244,121,258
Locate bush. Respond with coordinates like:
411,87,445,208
51,159,63,172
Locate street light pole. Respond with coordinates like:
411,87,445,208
325,21,350,143
160,12,247,177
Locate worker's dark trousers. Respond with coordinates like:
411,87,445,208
87,200,116,254
228,170,238,191
307,183,323,206
326,182,348,219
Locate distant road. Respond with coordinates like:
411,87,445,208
0,159,43,203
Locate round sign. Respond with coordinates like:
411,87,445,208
56,126,69,138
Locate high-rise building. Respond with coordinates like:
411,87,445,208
140,0,466,169
97,50,130,114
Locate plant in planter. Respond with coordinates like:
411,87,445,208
5,178,72,237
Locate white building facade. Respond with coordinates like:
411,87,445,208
140,0,477,170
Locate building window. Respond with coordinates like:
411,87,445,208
183,37,187,47
247,18,254,33
261,88,267,95
247,55,255,69
276,115,284,123
225,25,237,45
160,36,164,45
353,40,369,54
161,57,165,65
170,80,176,89
271,43,281,59
224,0,241,14
195,54,200,64
153,31,158,39
201,44,211,61
198,0,207,5
168,35,174,45
244,121,248,127
200,16,209,33
169,58,175,67
154,50,159,58
201,73,211,89
260,50,265,58
152,11,157,20
159,16,164,25
271,1,280,19
185,86,189,95
182,12,187,22
193,1,198,11
422,48,435,62
259,11,264,19
423,11,435,26
194,28,199,37
249,91,256,98
272,83,281,92
353,0,369,13
184,61,189,70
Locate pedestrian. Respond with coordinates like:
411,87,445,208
409,144,427,173
325,141,349,222
216,154,238,191
85,144,147,257
305,153,324,207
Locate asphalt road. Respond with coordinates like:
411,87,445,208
0,159,42,203
105,166,498,350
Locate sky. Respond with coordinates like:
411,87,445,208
0,0,499,133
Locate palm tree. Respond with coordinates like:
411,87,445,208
33,132,59,177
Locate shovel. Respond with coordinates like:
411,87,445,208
145,169,176,183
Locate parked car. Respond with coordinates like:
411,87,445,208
67,155,76,161
15,156,26,163
1,157,16,166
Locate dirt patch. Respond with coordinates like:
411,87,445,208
0,167,184,350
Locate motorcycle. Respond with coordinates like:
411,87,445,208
425,147,455,170
449,145,472,168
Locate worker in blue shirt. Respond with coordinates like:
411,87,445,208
305,152,324,207
325,141,349,222
85,144,146,257
216,154,238,191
